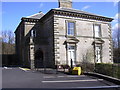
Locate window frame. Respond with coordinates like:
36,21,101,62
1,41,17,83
94,24,102,38
95,44,102,63
31,29,36,37
66,43,77,66
66,21,76,36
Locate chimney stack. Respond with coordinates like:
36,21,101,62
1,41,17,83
58,0,72,8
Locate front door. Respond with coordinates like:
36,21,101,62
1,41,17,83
95,46,101,63
35,50,43,68
68,45,76,66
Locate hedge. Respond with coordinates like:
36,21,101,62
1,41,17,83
95,63,120,79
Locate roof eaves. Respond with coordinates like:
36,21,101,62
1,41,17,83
52,8,113,22
21,17,40,22
14,20,23,33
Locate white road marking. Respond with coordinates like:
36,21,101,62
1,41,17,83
44,76,55,78
3,67,12,69
42,79,103,83
98,79,104,81
57,75,81,78
44,75,83,78
58,76,65,77
66,76,81,77
4,67,8,69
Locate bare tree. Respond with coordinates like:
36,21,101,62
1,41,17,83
113,25,120,63
1,30,15,54
2,30,15,44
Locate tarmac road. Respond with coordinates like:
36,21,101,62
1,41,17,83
2,67,120,90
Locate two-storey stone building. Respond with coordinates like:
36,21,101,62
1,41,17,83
15,0,113,69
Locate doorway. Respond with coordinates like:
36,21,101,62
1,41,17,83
68,45,76,66
95,45,102,63
35,49,43,68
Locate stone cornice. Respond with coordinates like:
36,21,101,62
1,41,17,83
21,17,39,22
20,8,113,23
15,18,39,33
52,9,113,22
54,34,110,39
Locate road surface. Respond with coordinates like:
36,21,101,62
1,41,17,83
2,67,119,90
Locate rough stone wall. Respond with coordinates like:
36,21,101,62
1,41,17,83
34,15,54,68
24,22,36,68
16,15,54,68
15,12,113,68
41,15,54,68
15,22,25,65
15,21,38,68
108,24,113,63
54,16,61,65
54,14,113,66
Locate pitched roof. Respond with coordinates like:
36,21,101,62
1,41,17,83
26,11,44,19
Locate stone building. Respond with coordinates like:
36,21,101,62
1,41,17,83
15,0,113,69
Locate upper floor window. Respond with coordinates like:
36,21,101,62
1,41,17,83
31,30,36,37
94,24,101,37
67,22,75,36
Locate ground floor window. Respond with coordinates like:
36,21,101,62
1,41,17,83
95,45,102,63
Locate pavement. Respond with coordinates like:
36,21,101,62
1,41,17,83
2,67,120,90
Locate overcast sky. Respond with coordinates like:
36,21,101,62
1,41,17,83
1,1,119,34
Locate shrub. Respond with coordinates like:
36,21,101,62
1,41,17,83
76,62,95,72
95,63,120,79
57,64,70,69
61,64,70,69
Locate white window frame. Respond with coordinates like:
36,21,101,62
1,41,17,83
67,44,76,66
95,44,102,63
67,21,75,36
31,30,36,37
94,24,101,38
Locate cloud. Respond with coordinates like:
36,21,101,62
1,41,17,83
112,23,120,30
113,0,119,7
113,1,117,7
112,23,120,43
81,5,91,11
39,3,44,8
112,13,120,23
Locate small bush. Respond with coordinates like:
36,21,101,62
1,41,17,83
76,62,95,72
57,64,70,69
61,64,70,69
